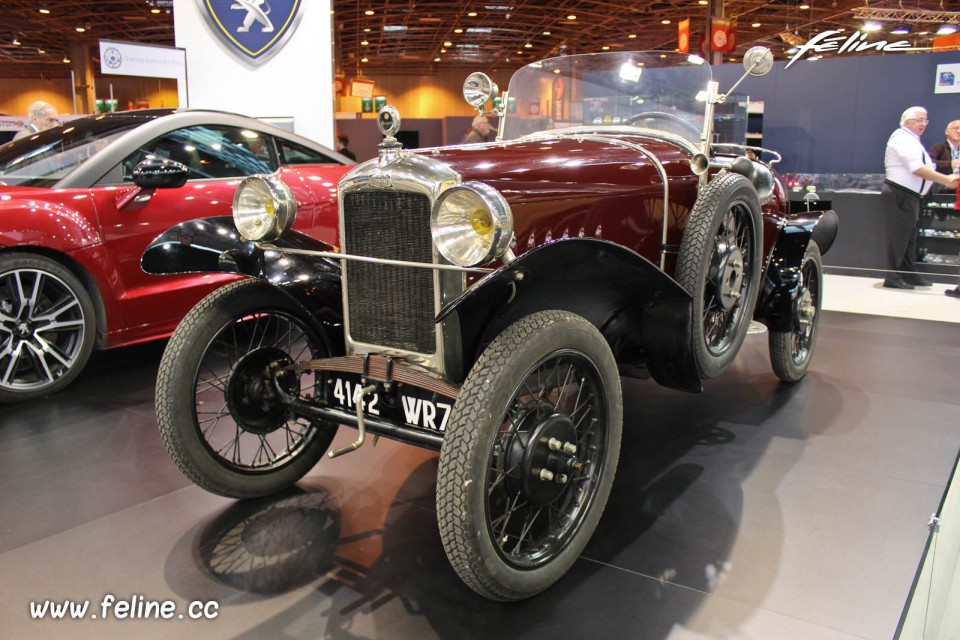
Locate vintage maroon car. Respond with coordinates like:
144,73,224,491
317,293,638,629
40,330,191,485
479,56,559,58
0,109,351,401
144,48,837,601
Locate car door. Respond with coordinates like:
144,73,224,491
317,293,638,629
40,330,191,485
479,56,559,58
89,124,280,343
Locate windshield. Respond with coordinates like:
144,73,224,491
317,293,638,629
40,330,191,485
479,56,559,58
0,114,158,187
501,51,712,144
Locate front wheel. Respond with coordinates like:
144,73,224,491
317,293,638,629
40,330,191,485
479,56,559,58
677,172,763,379
769,241,823,382
436,311,622,601
155,279,337,499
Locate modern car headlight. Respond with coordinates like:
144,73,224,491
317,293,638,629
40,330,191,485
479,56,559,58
431,182,513,267
232,175,297,242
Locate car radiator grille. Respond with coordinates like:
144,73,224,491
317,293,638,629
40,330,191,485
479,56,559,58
342,191,436,353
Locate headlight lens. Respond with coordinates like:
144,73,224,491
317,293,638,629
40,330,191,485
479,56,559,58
431,182,513,266
232,175,297,241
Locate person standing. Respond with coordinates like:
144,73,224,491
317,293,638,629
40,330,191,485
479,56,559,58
881,106,958,289
463,115,496,143
13,101,60,139
336,135,356,161
929,120,960,181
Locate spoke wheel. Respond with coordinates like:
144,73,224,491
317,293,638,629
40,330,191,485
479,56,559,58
677,172,763,378
156,279,337,499
437,311,622,601
769,241,823,382
0,254,95,402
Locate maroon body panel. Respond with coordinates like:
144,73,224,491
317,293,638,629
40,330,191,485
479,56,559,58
417,134,786,278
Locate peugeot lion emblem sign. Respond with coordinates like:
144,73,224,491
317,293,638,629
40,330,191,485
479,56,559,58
198,0,305,65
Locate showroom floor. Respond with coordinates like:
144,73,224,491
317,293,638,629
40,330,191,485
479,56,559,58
1,278,958,640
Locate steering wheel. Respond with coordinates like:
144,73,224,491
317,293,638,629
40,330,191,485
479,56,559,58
626,111,702,138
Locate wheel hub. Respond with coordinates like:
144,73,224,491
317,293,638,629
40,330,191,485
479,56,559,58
506,410,584,506
225,347,296,435
715,244,745,311
797,287,815,331
14,320,33,339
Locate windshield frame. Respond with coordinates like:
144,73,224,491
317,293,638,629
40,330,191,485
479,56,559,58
499,50,714,149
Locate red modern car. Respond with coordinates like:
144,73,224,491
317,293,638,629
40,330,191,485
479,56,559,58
0,109,351,402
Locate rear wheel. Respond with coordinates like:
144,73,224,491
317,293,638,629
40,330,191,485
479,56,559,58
769,241,823,382
437,311,622,601
0,253,95,402
155,279,337,499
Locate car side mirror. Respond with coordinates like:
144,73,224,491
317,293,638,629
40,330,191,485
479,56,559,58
133,158,189,189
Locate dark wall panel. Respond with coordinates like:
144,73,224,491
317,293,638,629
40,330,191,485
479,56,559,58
712,50,960,173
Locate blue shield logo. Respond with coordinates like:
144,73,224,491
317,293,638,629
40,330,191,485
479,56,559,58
198,0,304,65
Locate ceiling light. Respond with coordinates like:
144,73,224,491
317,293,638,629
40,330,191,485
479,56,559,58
38,8,50,14
891,25,911,35
63,55,70,63
364,10,374,16
698,1,708,5
364,28,371,32
75,27,85,32
602,46,610,50
454,28,463,33
660,54,667,58
661,19,671,24
12,37,20,46
799,3,810,9
361,40,369,45
567,15,577,20
38,48,45,54
524,43,532,48
361,56,368,62
444,41,452,46
937,24,958,35
628,34,637,39
468,12,477,17
516,50,522,54
543,31,551,35
752,22,761,28
863,22,883,32
441,48,446,52
434,57,441,61
151,8,160,13
553,69,560,73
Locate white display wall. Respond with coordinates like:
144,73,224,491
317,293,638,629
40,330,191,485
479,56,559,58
172,0,334,146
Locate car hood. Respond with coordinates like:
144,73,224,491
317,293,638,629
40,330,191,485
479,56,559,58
411,133,695,204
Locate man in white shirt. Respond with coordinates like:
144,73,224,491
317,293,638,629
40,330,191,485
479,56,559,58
881,106,958,289
12,101,60,140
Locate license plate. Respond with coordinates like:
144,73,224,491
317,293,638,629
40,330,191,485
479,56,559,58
325,374,454,433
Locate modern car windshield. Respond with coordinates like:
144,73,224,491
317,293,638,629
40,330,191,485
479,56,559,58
501,51,712,144
0,117,145,187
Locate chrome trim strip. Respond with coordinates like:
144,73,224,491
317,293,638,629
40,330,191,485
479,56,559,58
255,246,495,274
711,143,783,165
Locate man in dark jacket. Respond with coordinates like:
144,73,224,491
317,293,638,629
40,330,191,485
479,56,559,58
929,120,960,180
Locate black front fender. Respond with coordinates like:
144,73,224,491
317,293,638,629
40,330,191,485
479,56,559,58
439,238,701,393
756,210,837,331
141,216,343,325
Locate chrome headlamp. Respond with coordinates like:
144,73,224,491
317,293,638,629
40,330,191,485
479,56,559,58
431,182,513,267
232,175,297,242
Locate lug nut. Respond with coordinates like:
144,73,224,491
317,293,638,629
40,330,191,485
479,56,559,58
562,442,577,454
555,474,568,484
547,437,562,451
539,468,555,482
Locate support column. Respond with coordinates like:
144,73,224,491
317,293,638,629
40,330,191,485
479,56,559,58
70,42,94,114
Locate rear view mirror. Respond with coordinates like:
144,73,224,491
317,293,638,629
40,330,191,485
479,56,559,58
133,158,189,189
